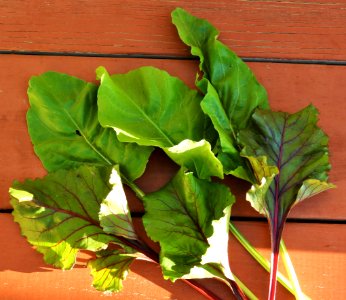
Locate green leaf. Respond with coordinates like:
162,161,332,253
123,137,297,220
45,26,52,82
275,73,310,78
172,8,269,181
142,169,234,281
240,105,333,219
99,166,137,240
27,71,152,180
296,179,334,203
10,165,122,269
164,139,224,179
246,175,277,216
97,66,208,148
89,250,136,292
239,105,334,297
172,8,268,129
201,81,255,182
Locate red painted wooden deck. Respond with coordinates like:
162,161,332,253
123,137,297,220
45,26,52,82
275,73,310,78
1,1,345,299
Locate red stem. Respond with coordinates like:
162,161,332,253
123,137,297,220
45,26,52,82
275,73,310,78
268,219,285,300
268,243,280,300
183,279,224,300
229,279,248,300
113,237,225,300
268,117,285,300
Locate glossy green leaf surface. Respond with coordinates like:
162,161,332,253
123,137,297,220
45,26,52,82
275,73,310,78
89,250,136,292
164,139,224,179
172,8,268,130
97,66,207,148
172,8,269,181
99,166,137,240
200,81,255,182
142,169,234,281
10,165,120,269
27,71,152,181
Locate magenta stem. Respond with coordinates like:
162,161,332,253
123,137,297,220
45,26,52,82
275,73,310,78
268,246,280,300
183,279,224,300
268,219,285,300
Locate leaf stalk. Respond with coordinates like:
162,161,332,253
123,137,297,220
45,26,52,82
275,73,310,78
280,240,311,300
229,222,295,294
268,245,280,300
110,230,223,300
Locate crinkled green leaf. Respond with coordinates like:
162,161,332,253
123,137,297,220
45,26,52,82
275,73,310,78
172,8,268,129
27,72,152,180
10,165,123,269
172,8,269,181
296,179,334,203
241,155,278,184
99,166,137,240
164,139,224,179
200,81,255,182
89,250,136,292
240,105,333,221
239,105,334,297
142,169,234,281
247,175,277,216
97,66,208,148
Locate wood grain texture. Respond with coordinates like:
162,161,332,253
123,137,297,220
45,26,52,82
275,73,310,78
1,0,346,60
1,55,344,220
1,214,345,299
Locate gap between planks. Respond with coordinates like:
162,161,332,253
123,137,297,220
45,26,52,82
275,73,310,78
1,210,345,225
1,50,346,66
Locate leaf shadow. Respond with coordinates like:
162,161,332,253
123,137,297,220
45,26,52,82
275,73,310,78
128,259,235,300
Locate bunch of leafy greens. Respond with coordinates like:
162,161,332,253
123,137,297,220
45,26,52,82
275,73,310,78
10,7,333,300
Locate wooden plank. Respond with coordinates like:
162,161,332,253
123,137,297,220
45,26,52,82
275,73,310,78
1,1,346,60
231,221,346,300
0,213,208,300
1,214,345,299
1,55,344,221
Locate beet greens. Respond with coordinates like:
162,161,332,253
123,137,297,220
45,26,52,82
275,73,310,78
239,106,334,299
10,7,333,300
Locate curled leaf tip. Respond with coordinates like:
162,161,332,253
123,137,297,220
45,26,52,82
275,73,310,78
9,187,33,203
96,66,107,80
